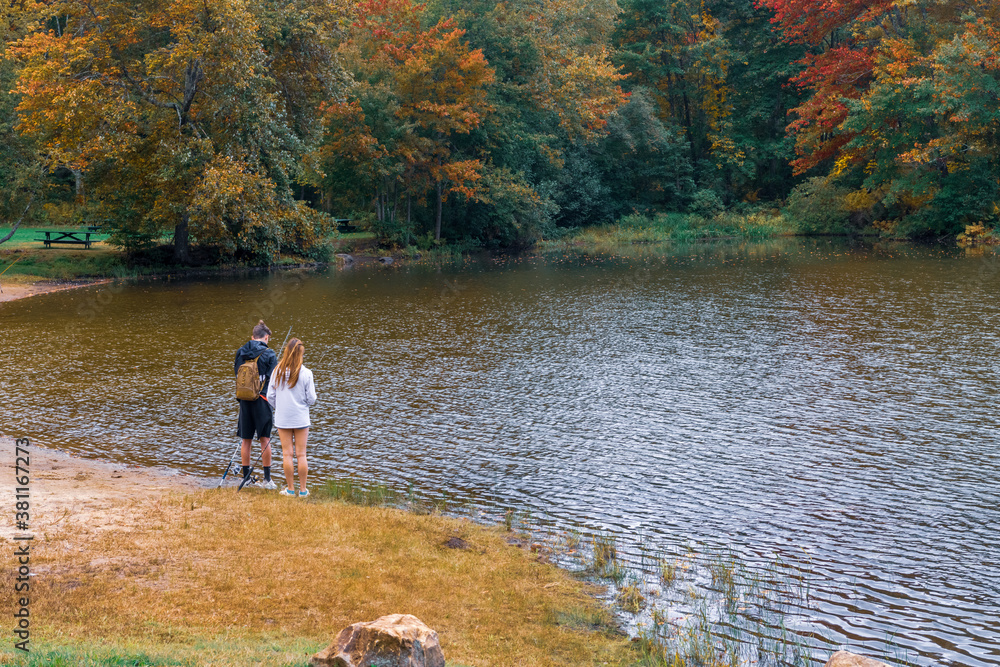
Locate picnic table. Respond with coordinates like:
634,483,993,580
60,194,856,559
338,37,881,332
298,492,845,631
35,229,96,249
335,218,357,234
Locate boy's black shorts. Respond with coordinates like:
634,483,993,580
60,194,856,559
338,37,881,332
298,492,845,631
237,397,273,439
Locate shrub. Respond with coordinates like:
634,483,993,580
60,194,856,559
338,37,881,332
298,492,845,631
687,189,725,218
783,176,852,234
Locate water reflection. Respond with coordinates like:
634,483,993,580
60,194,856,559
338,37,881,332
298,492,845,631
2,238,998,665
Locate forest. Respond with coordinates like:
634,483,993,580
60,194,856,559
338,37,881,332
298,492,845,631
1,0,998,262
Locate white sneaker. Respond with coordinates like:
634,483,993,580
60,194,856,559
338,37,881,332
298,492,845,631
261,479,277,490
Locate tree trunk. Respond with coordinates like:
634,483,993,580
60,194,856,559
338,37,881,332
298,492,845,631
435,181,443,241
173,214,191,265
0,197,34,245
72,169,84,204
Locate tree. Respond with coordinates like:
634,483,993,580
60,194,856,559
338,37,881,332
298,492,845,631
323,0,495,242
761,0,1000,234
612,0,805,206
0,0,44,243
421,0,630,240
10,0,346,261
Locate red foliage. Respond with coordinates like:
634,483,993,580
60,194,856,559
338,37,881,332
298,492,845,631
786,46,874,173
757,0,893,44
755,0,892,172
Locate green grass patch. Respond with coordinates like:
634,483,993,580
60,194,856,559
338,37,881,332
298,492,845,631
549,607,622,636
1,226,124,280
0,633,323,667
543,211,798,250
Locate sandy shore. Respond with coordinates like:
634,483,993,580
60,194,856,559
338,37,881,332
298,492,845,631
0,437,202,541
0,279,107,304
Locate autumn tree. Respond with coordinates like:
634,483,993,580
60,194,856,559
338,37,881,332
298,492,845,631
0,0,44,243
10,0,347,262
761,0,1000,234
323,0,494,242
418,0,629,240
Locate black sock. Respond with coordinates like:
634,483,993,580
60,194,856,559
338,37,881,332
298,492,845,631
263,466,271,481
242,466,250,480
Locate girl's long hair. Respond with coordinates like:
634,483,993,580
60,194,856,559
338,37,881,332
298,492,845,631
274,338,304,389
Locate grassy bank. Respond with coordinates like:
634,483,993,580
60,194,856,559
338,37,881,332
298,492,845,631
0,227,122,281
0,228,383,284
0,488,633,667
1,211,798,283
542,212,798,249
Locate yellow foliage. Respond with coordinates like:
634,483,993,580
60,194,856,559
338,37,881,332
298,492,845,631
897,188,934,211
872,218,898,235
956,223,999,247
844,189,879,212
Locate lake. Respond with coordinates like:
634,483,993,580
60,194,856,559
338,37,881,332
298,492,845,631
2,238,998,666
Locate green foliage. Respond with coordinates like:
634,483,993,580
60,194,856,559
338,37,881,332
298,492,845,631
784,177,852,235
553,88,696,227
688,189,725,218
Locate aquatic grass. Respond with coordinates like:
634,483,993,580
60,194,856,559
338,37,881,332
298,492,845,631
617,581,647,614
633,614,737,667
503,508,534,533
593,534,618,571
314,476,398,506
589,533,628,584
627,547,831,667
659,557,679,587
708,552,739,608
564,528,582,550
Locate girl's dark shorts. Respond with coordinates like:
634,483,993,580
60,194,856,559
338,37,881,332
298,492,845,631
237,397,273,439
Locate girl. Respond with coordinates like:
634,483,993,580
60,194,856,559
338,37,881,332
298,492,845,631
266,338,317,497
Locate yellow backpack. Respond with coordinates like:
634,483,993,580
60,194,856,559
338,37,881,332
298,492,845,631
235,356,262,400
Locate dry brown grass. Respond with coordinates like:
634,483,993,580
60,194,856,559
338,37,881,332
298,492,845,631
1,489,634,666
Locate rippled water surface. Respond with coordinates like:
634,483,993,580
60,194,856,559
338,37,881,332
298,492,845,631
3,238,999,665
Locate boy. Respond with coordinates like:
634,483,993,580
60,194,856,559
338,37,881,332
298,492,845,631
234,320,278,489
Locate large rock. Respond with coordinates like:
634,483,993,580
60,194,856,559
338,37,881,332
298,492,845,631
310,614,445,667
824,651,890,667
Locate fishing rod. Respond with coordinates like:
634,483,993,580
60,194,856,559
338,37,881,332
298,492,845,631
217,440,242,488
0,255,24,294
237,323,293,491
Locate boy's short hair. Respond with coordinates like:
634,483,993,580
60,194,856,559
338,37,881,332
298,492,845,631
252,320,272,339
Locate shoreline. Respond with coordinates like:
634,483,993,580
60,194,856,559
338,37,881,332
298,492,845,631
0,438,204,541
0,278,111,304
0,437,634,666
0,253,396,305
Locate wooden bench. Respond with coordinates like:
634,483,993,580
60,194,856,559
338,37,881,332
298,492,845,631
35,229,95,249
335,218,357,234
